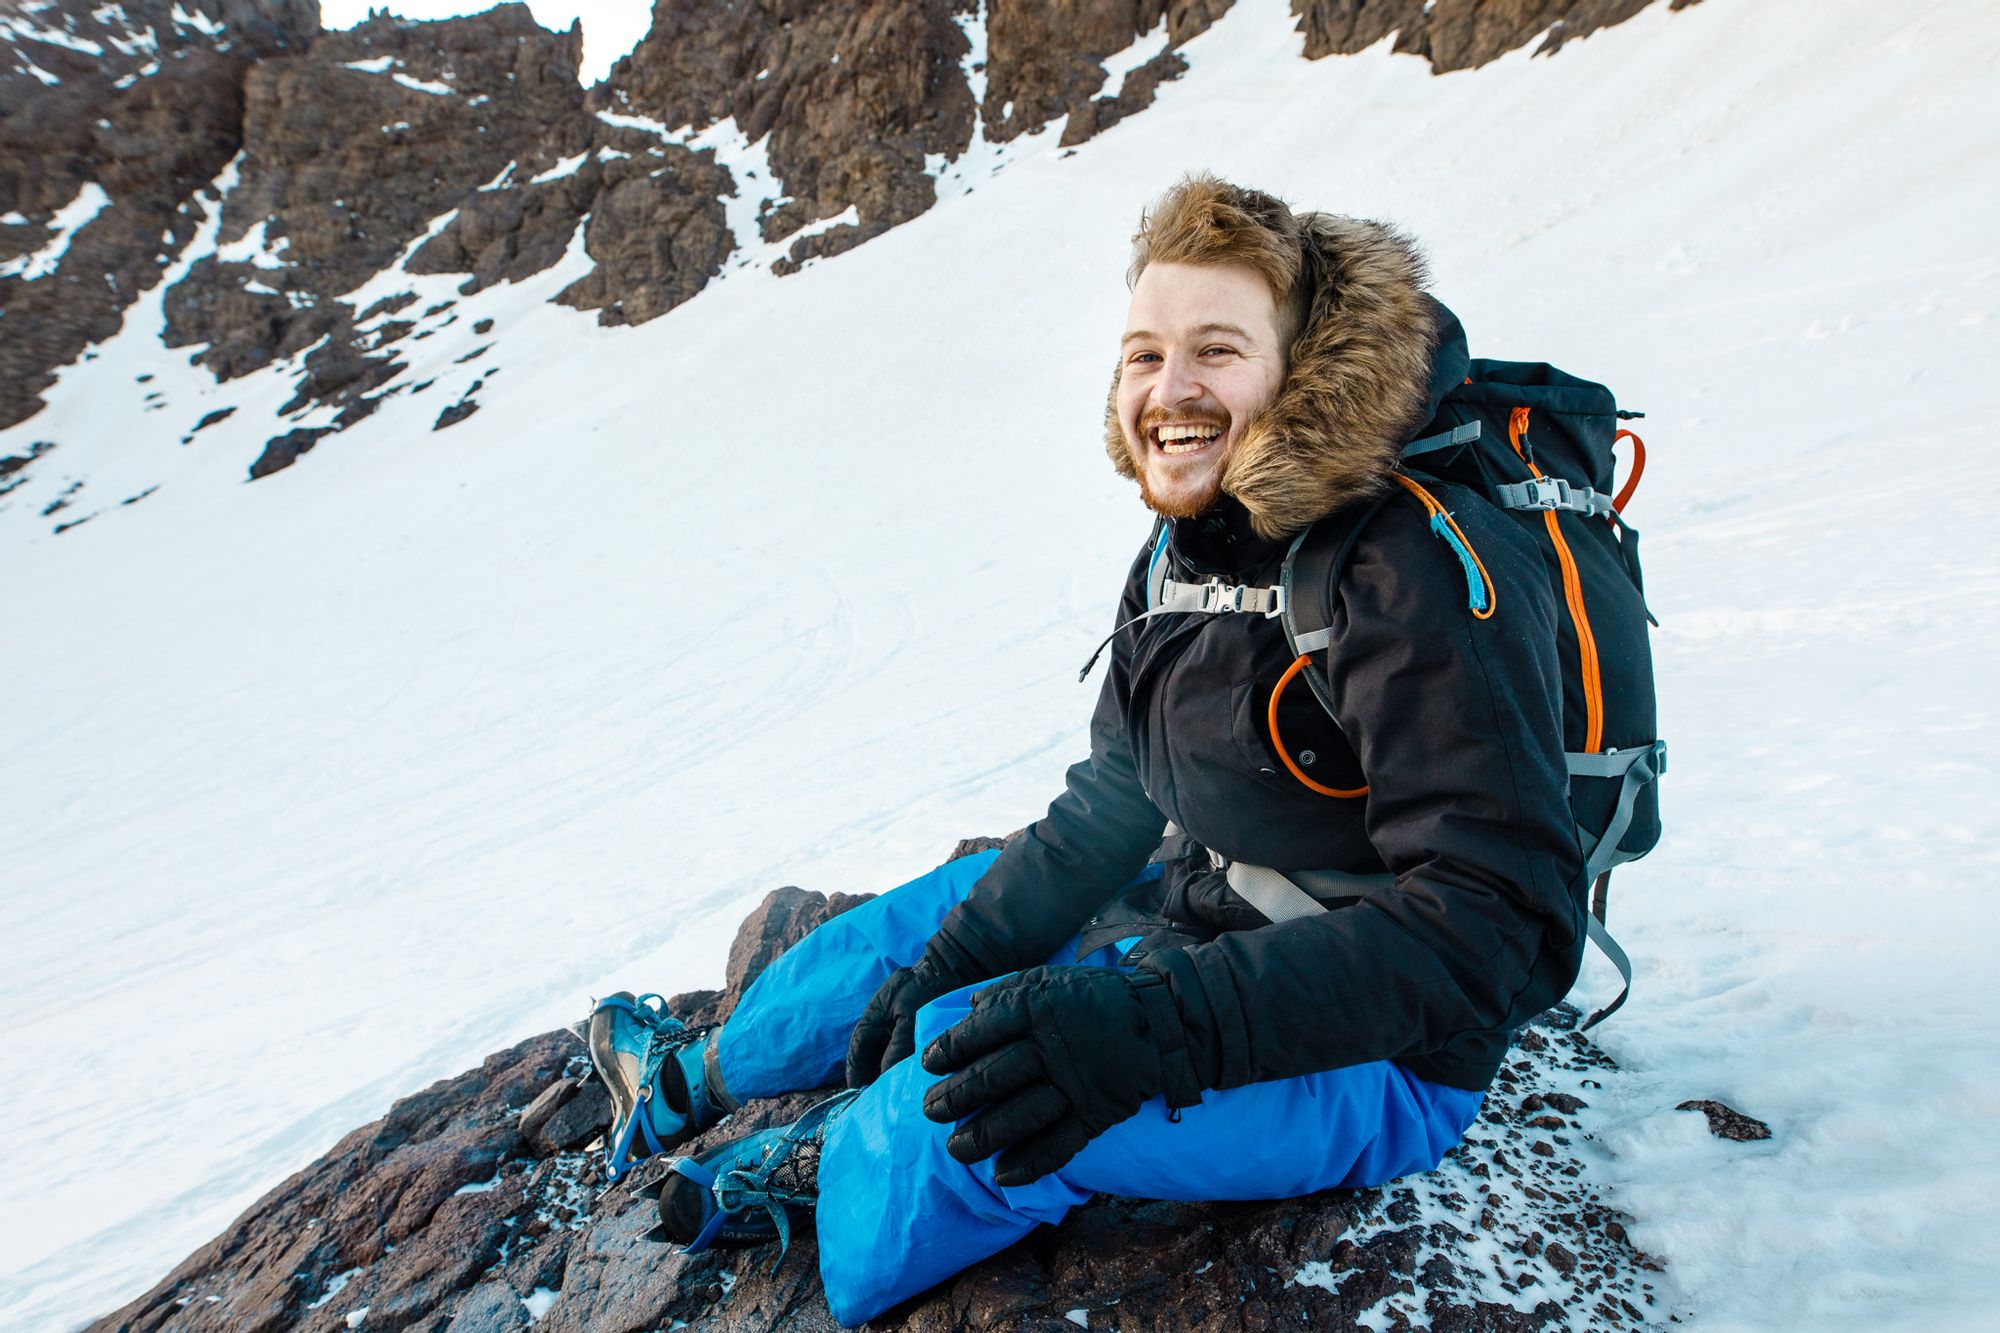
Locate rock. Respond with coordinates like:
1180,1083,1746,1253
1676,1098,1772,1142
246,425,333,479
527,1078,611,1157
518,1076,581,1144
434,398,480,431
1294,0,1703,69
87,841,1673,1333
720,885,876,1019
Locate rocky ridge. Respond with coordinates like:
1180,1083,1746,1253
81,837,1769,1333
2,0,1701,484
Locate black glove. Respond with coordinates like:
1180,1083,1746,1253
919,965,1204,1187
846,956,966,1088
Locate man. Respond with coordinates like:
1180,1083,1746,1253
582,175,1585,1326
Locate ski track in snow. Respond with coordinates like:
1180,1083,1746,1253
3,1,2000,1328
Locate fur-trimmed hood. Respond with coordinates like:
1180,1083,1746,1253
1104,214,1448,540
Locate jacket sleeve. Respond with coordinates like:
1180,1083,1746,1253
1144,497,1587,1090
923,544,1168,980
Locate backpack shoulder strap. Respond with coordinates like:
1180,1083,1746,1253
1277,494,1393,721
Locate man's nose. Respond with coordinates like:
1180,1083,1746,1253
1157,351,1204,404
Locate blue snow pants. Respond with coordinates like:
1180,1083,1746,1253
710,849,1486,1326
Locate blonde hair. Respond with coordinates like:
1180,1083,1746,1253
1127,172,1308,346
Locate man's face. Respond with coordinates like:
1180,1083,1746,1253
1116,261,1287,520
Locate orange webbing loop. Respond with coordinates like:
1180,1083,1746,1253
1612,428,1647,513
1508,407,1605,753
1269,654,1368,799
1390,474,1497,620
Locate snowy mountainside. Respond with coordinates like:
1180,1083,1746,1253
4,0,2000,1329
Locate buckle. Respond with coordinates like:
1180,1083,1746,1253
1197,580,1284,616
1200,580,1243,612
1520,477,1573,510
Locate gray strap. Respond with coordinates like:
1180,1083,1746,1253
1156,577,1286,617
1293,626,1334,654
1078,576,1289,680
1581,913,1632,1029
1402,420,1482,460
1222,860,1329,924
1288,865,1394,898
1495,476,1616,517
1220,850,1635,1030
1568,741,1667,884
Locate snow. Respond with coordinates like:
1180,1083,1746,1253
170,3,224,37
342,56,396,74
0,182,111,281
3,2,1999,1331
594,108,675,138
0,15,104,54
529,152,590,185
521,1286,558,1319
392,71,455,97
305,1266,363,1309
213,216,290,269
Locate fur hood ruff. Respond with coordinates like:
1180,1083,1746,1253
1104,214,1440,540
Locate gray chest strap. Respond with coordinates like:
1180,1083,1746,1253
1078,571,1288,680
1494,476,1616,518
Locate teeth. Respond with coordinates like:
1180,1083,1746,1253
1155,423,1222,443
1162,440,1209,455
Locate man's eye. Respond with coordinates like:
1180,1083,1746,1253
1201,345,1236,358
1129,351,1161,365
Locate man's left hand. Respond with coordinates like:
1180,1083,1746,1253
920,965,1200,1187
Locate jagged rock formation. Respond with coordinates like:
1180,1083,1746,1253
0,0,316,430
87,840,1682,1333
1,0,1700,463
1293,0,1704,68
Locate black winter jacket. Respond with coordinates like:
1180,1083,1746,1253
922,225,1589,1094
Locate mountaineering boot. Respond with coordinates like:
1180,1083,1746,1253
650,1088,859,1262
579,992,727,1181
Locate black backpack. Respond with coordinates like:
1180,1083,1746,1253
1272,359,1665,1025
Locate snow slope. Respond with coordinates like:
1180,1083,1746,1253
3,0,1998,1327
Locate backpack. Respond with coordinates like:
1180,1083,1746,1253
1276,359,1664,1025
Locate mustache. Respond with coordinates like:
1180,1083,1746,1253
1138,406,1230,434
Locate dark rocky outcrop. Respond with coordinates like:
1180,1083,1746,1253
597,0,978,274
1292,0,1705,69
0,0,315,431
88,840,1680,1333
1676,1099,1771,1142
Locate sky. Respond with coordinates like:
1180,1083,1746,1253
317,0,653,83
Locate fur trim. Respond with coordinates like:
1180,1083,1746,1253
1103,215,1439,540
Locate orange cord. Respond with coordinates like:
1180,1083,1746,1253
1269,654,1368,798
1612,428,1647,513
1509,407,1604,752
1390,474,1497,621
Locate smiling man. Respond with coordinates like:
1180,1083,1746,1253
578,175,1588,1325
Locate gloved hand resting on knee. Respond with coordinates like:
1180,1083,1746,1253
919,966,1208,1186
846,955,970,1087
